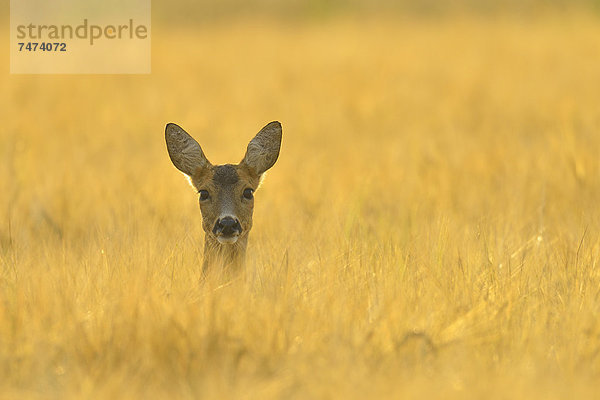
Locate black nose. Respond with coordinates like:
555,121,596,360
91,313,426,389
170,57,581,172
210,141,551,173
213,217,242,236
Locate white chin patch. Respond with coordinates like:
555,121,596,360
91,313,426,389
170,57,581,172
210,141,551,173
217,236,239,244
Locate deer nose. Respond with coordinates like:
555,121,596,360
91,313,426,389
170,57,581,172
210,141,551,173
213,217,242,237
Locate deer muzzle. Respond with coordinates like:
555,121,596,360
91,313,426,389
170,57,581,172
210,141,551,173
213,216,242,243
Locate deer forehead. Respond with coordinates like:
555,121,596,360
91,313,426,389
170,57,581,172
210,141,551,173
194,164,258,189
212,164,240,185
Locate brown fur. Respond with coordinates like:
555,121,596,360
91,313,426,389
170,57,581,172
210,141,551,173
191,164,260,249
165,122,282,273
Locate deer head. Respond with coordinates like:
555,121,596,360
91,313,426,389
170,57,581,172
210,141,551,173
165,121,282,270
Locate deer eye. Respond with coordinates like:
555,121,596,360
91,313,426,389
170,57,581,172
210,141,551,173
198,190,210,201
243,188,254,200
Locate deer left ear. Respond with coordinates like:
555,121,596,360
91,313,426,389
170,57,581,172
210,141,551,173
241,121,282,175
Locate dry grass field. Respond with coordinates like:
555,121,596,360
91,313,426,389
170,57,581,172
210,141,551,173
1,9,600,399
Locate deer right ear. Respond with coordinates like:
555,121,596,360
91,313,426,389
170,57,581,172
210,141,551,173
165,123,211,176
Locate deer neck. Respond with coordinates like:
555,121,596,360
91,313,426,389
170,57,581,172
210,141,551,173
202,234,248,272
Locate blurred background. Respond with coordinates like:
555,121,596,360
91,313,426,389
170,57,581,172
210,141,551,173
150,0,600,20
1,1,600,398
2,0,599,242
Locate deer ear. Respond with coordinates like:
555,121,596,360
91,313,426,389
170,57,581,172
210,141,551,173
165,123,211,176
241,121,282,175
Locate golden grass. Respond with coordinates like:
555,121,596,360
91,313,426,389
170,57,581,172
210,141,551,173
1,15,600,399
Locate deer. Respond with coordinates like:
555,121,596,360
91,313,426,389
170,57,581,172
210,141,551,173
165,121,282,273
